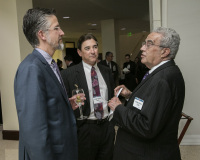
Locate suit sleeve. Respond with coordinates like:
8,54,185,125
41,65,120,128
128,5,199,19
113,79,173,139
14,64,54,160
61,70,72,97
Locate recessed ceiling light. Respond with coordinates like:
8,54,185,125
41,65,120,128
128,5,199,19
91,23,97,26
121,28,126,31
63,16,70,19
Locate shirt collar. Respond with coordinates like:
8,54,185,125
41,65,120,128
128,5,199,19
35,48,52,65
82,60,98,70
106,60,110,64
149,60,170,74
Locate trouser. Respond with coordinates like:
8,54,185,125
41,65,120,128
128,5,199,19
77,119,115,160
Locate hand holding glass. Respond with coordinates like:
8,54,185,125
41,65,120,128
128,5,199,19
72,88,87,120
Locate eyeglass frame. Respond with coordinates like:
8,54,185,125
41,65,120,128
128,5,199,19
142,40,165,49
45,26,62,32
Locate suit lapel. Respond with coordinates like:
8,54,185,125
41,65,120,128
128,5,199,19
74,63,90,105
131,60,175,94
32,49,68,100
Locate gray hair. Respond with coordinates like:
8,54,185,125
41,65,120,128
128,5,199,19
153,27,180,59
23,8,56,48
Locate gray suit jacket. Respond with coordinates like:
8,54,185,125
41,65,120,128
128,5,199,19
14,49,78,160
113,60,185,160
61,62,115,119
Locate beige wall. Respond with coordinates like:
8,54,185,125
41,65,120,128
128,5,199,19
16,0,33,61
0,0,32,130
166,0,200,144
149,0,200,145
101,19,117,61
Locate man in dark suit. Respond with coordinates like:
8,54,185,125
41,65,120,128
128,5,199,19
122,54,138,90
108,27,185,160
99,51,119,86
14,8,78,160
64,54,75,68
61,34,115,160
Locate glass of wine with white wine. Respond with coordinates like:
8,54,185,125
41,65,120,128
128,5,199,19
72,88,87,120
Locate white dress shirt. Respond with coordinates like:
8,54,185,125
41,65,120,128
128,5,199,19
149,60,170,74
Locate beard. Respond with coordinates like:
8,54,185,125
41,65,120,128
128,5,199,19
57,42,64,50
46,34,64,51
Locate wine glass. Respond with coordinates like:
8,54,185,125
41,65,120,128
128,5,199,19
72,88,87,120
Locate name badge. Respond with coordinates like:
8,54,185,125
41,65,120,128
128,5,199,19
133,97,144,110
93,96,103,104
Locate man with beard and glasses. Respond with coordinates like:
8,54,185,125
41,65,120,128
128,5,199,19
14,8,81,160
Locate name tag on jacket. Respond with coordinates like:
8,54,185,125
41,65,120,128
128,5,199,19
133,97,144,110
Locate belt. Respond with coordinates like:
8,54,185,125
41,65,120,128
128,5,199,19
86,117,109,125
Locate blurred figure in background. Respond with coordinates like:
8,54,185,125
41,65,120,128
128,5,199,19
57,59,63,71
99,51,119,86
64,54,75,68
122,54,137,91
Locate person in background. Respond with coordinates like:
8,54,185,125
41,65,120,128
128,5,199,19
108,27,185,160
64,54,75,68
99,51,119,86
14,8,80,160
61,33,115,160
57,59,63,71
134,57,145,84
122,54,137,90
96,54,102,63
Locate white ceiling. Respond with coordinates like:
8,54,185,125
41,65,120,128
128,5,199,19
32,0,150,39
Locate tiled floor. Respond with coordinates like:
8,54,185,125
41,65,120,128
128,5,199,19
0,125,200,160
0,125,18,160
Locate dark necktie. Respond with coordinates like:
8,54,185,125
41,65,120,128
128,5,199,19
142,71,149,81
91,67,104,119
51,59,68,97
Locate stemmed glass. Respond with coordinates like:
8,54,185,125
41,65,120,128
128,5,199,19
72,88,87,120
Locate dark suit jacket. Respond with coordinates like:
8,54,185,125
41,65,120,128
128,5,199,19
113,60,185,160
123,60,136,76
123,60,137,91
99,60,119,84
61,62,115,119
14,49,78,160
68,62,75,68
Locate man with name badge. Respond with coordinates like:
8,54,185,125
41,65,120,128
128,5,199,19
61,33,115,160
108,27,185,160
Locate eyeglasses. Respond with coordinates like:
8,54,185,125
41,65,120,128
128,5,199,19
142,40,164,49
46,26,62,32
